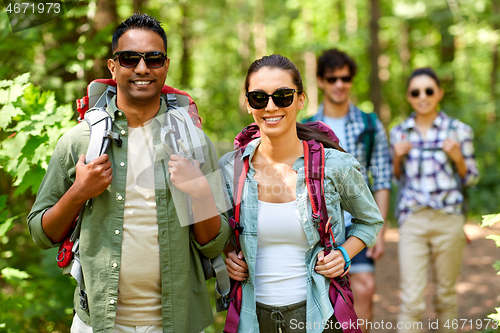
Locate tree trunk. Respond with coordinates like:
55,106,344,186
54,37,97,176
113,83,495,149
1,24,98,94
337,0,346,41
369,0,381,116
491,0,499,121
398,22,411,116
436,6,456,104
133,0,147,14
252,0,267,59
86,0,118,82
179,2,191,88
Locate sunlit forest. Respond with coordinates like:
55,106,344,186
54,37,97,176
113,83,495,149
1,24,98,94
0,0,499,331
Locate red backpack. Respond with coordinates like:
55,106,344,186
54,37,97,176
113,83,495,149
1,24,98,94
224,122,361,333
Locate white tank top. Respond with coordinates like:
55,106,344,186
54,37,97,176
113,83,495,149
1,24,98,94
254,200,309,306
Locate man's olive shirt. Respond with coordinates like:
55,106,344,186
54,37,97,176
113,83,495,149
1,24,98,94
28,98,230,333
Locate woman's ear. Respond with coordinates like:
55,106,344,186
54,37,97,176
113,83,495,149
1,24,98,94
246,101,252,114
437,88,444,102
298,92,306,110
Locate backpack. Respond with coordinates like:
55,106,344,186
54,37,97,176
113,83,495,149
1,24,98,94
394,117,469,219
223,122,361,333
56,79,230,312
303,110,377,169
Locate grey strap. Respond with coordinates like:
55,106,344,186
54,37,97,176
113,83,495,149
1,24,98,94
214,254,231,312
84,107,114,164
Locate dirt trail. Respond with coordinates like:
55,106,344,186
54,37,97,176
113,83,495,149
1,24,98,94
372,223,500,333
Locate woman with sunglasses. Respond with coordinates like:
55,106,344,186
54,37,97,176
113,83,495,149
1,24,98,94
219,54,383,333
390,67,479,333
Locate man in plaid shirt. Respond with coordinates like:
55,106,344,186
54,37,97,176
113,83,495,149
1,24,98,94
305,49,392,333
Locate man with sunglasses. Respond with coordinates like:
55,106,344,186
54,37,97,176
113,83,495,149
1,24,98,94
304,48,392,333
28,13,229,333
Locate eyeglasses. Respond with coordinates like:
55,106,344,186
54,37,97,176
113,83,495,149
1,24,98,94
112,51,168,68
246,88,297,109
324,75,352,84
409,88,434,98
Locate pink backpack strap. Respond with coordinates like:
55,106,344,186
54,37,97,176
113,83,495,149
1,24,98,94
224,150,249,333
303,140,361,333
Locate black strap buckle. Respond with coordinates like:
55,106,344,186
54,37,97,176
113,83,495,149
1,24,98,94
235,224,244,234
79,289,88,311
312,213,320,229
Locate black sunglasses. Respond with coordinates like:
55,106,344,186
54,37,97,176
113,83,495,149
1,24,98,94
246,88,297,109
112,51,168,68
324,75,352,84
410,88,434,98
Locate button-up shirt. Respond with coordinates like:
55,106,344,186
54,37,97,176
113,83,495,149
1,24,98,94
306,103,392,192
28,98,230,333
389,111,479,223
218,138,383,333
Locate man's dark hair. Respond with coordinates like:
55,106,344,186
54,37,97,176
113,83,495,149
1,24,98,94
316,48,357,78
112,13,168,54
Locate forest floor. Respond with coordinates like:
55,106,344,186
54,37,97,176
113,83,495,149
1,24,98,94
372,223,500,333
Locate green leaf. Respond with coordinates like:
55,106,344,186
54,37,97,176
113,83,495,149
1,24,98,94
486,235,500,247
13,72,31,86
0,216,17,237
481,213,500,227
1,267,31,281
493,260,500,274
0,104,24,129
487,308,500,323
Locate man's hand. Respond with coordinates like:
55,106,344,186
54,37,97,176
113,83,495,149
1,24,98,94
41,154,113,243
315,250,346,279
168,154,207,198
73,154,113,204
366,232,385,260
225,250,248,281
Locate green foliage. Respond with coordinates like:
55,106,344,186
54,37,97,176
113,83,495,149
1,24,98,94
489,307,500,323
481,213,500,327
0,73,76,331
0,73,76,195
1,0,500,330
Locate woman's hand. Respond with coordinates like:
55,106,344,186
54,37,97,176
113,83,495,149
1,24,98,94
225,250,248,281
442,138,463,163
315,250,346,279
393,142,412,160
393,142,412,179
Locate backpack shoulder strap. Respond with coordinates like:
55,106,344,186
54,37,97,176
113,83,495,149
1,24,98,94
303,140,335,254
229,149,249,249
360,111,377,169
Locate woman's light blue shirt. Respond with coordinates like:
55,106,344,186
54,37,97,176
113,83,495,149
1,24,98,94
219,138,383,333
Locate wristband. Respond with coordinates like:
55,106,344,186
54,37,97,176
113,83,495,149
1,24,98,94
335,246,351,270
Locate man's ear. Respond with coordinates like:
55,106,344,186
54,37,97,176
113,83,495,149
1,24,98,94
316,76,325,90
108,59,116,80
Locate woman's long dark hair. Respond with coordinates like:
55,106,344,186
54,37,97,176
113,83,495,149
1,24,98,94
296,123,346,152
246,54,345,153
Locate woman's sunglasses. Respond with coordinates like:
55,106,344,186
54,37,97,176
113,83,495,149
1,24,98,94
246,88,297,109
324,75,352,84
409,88,434,98
112,51,168,68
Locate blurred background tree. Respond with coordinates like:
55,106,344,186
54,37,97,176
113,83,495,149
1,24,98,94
0,0,499,331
